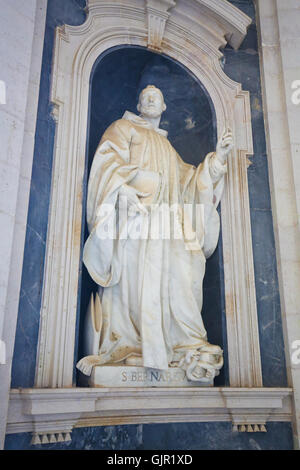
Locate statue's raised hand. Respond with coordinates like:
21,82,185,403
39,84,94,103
216,128,233,164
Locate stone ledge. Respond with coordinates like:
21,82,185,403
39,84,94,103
6,387,293,443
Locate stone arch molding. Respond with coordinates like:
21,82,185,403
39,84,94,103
37,0,259,391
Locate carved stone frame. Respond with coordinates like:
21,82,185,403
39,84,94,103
8,0,294,442
35,0,261,389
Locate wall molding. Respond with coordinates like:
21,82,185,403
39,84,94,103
6,387,293,443
146,0,176,51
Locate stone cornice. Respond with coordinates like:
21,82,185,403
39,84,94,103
7,387,293,443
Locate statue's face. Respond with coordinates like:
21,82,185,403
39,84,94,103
137,87,166,118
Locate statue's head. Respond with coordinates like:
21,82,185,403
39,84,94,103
137,85,166,119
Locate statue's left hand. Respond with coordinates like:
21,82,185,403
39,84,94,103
216,128,233,164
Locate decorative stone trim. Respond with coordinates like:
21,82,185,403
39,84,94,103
232,424,267,433
146,0,176,51
6,387,292,443
31,432,72,445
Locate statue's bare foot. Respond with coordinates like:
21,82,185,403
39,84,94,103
76,355,102,376
124,355,143,366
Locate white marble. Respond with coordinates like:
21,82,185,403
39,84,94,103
146,0,176,51
77,85,230,383
87,366,213,387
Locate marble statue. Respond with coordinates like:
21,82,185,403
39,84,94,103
77,85,233,384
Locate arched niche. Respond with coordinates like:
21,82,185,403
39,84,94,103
35,0,262,391
77,45,227,386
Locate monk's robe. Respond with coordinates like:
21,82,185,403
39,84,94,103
83,111,226,370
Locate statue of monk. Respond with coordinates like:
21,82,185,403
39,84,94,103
77,85,233,382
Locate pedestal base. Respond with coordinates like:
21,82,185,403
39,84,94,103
85,365,214,387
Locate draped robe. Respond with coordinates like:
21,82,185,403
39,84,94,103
83,111,226,370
